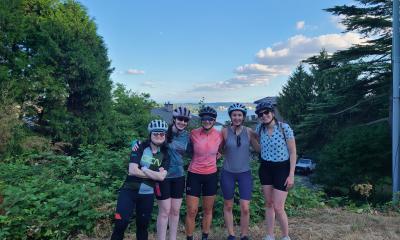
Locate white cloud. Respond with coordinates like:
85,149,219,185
190,76,267,92
187,32,364,93
235,64,290,76
141,81,156,88
256,33,364,65
126,69,145,75
296,21,305,30
330,15,347,31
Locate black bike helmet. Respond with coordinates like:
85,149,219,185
255,101,274,115
198,106,217,118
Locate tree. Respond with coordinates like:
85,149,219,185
0,0,114,149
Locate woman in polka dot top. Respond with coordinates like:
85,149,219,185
255,101,297,240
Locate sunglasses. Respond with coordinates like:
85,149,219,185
176,117,189,123
151,132,166,137
201,117,215,122
236,135,241,147
257,110,271,118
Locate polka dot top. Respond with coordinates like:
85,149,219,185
255,122,294,162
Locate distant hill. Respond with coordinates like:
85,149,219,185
176,102,256,113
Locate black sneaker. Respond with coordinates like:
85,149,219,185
227,235,236,240
240,236,249,240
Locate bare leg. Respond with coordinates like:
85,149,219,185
240,199,250,237
262,185,275,237
223,199,235,236
201,195,216,234
272,189,289,237
185,195,199,237
157,199,171,240
169,198,183,240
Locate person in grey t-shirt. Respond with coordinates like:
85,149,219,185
220,103,260,240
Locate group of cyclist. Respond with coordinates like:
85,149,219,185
111,101,296,240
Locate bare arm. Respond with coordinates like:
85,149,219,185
248,128,260,153
285,138,297,190
218,128,227,154
142,167,168,181
128,163,148,178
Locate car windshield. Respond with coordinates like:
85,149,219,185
299,159,311,164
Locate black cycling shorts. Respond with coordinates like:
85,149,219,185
258,160,290,192
186,171,218,197
155,176,185,200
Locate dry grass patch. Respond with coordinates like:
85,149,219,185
77,207,400,240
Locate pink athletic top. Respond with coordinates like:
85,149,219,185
189,127,223,174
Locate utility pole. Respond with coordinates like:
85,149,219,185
392,0,400,204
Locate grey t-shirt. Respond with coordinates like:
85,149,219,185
223,127,251,173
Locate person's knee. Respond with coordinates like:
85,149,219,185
203,206,213,216
265,200,273,208
170,206,180,217
224,201,233,212
273,204,285,215
240,205,250,216
186,206,198,218
159,205,171,218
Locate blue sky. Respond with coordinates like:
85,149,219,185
79,0,360,103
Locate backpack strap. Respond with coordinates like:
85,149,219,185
278,122,287,142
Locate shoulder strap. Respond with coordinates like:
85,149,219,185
258,124,264,136
278,122,287,142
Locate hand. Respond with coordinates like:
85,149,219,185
158,167,165,172
159,169,167,178
285,175,294,190
131,141,141,151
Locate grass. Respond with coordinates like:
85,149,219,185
76,207,400,240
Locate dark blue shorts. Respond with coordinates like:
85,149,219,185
220,169,253,200
258,160,290,192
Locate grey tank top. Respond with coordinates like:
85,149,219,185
223,126,250,173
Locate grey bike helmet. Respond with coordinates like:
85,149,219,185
228,103,247,116
173,106,191,119
148,119,169,133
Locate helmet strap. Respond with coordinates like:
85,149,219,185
202,123,214,132
172,120,184,132
266,117,275,127
150,140,162,150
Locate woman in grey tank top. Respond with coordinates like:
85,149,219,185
220,103,260,240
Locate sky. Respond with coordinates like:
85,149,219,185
79,0,361,103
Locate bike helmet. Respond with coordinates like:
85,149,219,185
228,103,247,116
173,106,191,119
198,106,217,118
148,119,168,133
255,101,274,115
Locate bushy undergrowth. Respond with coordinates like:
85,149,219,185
0,148,343,239
0,145,127,240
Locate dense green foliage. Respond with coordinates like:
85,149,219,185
0,0,155,156
0,145,127,239
278,0,392,200
0,0,114,148
0,149,325,239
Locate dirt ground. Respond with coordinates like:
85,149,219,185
76,207,400,240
